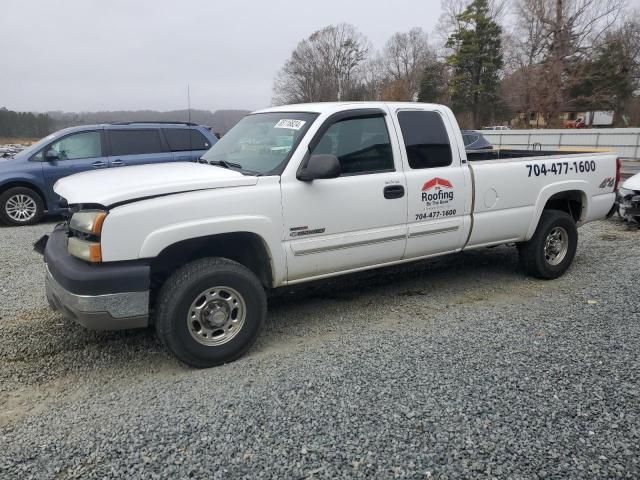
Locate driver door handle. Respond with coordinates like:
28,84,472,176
383,185,405,199
111,159,125,166
92,161,107,168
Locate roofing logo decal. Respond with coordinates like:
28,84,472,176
421,177,454,205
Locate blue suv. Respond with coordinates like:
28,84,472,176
0,122,218,225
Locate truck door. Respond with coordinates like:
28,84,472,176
392,108,472,258
281,109,408,282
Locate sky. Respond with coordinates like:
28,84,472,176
0,0,445,113
2,0,639,114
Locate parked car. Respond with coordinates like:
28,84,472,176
617,172,640,226
462,130,493,150
0,122,218,226
40,102,619,367
564,118,587,129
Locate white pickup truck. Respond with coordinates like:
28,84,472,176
41,102,620,367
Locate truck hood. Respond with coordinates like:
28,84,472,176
54,162,258,206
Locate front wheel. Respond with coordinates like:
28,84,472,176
518,210,578,279
155,258,267,368
0,187,45,226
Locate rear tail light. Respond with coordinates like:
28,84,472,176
615,157,621,190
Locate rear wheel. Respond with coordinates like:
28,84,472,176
155,257,266,368
0,187,45,226
518,210,578,279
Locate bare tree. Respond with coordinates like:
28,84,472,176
434,0,470,51
499,0,550,123
272,24,370,105
357,56,386,100
568,11,640,124
379,28,433,100
436,0,508,51
510,0,626,126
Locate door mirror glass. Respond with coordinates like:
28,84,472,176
297,154,341,181
45,149,59,161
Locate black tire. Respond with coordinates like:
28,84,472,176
518,210,578,279
155,257,267,368
0,186,45,226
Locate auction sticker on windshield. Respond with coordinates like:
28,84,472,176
274,119,307,130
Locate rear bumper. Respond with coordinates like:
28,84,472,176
43,227,150,330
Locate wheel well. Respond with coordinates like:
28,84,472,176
543,190,585,223
0,181,47,207
150,232,274,291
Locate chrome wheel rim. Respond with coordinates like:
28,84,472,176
544,226,569,266
186,286,246,346
5,194,37,222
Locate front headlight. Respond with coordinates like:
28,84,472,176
69,210,107,235
68,236,102,263
68,210,107,262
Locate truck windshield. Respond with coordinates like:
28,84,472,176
200,112,318,174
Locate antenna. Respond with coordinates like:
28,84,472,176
187,84,191,124
187,84,193,155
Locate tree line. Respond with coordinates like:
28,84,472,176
272,0,637,129
0,107,53,139
0,108,251,140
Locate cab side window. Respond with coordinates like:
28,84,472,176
49,131,102,160
311,115,394,175
398,111,452,169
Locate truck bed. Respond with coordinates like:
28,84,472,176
467,148,594,161
464,150,618,249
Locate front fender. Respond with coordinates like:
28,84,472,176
0,172,49,207
138,215,274,258
99,182,285,284
0,172,45,191
138,215,284,285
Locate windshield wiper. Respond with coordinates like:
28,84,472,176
204,159,262,176
206,159,244,169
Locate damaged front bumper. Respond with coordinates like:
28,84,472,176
40,227,151,330
617,188,640,224
45,266,149,330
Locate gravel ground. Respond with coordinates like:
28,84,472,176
0,219,638,479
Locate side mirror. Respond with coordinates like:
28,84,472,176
297,154,341,181
45,149,59,161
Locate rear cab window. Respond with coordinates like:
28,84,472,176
163,128,212,152
397,111,452,169
108,129,164,156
